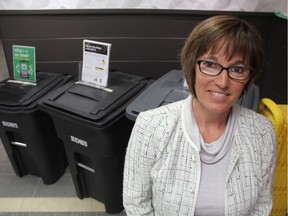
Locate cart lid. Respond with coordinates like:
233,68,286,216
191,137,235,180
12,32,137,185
40,72,147,122
0,72,68,109
126,70,189,121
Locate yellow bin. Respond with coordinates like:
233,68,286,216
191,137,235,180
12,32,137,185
258,98,287,216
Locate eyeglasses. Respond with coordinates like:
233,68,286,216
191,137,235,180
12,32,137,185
196,60,253,81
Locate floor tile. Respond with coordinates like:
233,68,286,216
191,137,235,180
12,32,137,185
0,175,39,197
0,198,23,212
0,163,15,175
19,198,105,212
34,172,77,197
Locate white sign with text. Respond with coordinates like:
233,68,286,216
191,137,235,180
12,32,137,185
81,40,111,87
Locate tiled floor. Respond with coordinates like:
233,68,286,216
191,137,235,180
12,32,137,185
0,140,126,216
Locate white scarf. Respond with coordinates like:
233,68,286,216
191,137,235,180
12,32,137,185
183,95,239,164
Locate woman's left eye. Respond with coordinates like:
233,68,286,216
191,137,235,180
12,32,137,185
230,67,244,73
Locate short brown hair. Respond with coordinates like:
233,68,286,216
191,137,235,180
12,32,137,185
180,15,264,97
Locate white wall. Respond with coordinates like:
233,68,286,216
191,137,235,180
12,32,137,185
0,0,287,14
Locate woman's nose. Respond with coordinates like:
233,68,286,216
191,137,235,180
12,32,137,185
214,69,230,88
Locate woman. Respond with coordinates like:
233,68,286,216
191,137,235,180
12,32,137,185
123,15,276,216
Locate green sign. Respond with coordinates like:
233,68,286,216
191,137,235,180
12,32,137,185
13,45,36,82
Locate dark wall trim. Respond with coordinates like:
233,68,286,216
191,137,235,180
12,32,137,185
0,9,286,103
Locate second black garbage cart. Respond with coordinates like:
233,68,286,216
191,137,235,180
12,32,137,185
38,71,148,214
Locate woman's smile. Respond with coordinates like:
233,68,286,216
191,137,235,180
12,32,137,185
208,90,230,101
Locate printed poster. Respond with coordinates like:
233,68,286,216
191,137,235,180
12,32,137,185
81,40,111,87
13,45,36,82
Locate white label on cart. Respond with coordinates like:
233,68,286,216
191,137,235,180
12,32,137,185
2,121,18,128
70,135,88,147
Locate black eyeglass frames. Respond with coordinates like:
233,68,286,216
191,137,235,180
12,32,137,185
196,60,253,80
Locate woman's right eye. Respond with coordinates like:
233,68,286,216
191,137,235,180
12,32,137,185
203,61,217,68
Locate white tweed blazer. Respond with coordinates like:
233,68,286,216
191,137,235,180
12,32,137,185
123,97,276,216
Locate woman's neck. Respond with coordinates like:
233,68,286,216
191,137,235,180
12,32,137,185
192,98,231,144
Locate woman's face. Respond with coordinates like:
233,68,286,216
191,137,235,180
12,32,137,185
194,49,249,115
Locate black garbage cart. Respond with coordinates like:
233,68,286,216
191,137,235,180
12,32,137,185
0,72,71,184
38,71,148,214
